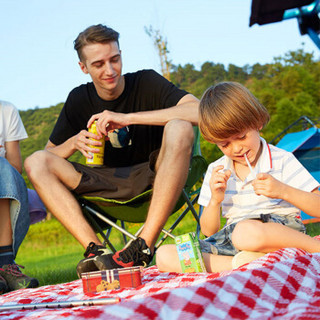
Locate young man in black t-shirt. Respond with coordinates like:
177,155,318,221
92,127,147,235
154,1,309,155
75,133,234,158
25,24,199,274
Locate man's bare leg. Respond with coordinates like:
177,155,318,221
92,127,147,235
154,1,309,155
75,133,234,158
93,119,195,271
139,119,194,250
25,150,101,248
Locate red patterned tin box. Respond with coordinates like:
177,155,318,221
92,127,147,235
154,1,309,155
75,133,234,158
81,266,142,294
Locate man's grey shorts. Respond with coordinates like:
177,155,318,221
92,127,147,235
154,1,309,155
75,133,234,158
199,213,306,256
71,150,159,201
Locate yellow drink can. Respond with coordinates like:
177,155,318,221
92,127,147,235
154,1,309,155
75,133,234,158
86,121,105,167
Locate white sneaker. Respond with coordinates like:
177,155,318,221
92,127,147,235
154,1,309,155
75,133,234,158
232,251,266,269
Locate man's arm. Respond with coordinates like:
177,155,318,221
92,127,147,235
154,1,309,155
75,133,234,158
127,94,199,126
5,140,23,174
88,94,199,136
45,129,103,160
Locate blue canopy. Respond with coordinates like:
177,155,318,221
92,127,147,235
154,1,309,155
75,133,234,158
276,126,320,222
276,127,318,152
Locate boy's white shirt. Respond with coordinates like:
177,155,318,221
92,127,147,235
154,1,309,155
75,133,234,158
0,100,28,158
198,137,319,225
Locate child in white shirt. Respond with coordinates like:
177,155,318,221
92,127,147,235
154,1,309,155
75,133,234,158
156,82,320,273
0,100,39,293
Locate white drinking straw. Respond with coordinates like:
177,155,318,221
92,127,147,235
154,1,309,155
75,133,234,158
244,153,256,178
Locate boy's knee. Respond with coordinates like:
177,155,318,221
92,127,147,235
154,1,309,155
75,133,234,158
232,220,266,251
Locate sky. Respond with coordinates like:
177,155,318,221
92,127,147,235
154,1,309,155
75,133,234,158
1,0,319,111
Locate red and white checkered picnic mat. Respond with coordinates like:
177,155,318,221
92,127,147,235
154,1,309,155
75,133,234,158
1,242,320,319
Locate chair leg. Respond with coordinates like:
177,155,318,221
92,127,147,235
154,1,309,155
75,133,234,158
182,190,200,224
155,191,200,249
196,205,204,238
82,208,117,253
123,224,145,249
82,189,201,253
84,203,141,254
121,221,127,244
104,228,116,252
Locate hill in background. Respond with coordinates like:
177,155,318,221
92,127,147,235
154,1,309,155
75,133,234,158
19,103,84,187
19,48,320,186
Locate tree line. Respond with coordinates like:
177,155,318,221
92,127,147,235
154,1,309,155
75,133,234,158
170,49,320,162
19,48,320,185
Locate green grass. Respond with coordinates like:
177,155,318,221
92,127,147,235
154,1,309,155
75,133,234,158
16,206,200,286
16,210,320,287
305,222,320,237
15,219,83,285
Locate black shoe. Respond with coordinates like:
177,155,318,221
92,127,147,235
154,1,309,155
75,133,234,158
76,242,111,277
0,264,39,292
0,274,8,294
94,237,153,271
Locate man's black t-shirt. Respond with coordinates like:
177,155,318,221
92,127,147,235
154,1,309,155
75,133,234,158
50,69,188,167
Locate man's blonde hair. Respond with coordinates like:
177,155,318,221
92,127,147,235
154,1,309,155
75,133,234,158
199,82,270,142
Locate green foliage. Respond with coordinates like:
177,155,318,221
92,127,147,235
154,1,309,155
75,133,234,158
20,104,63,148
15,48,320,286
19,103,86,187
19,104,63,187
18,48,320,185
306,223,320,237
16,218,83,285
250,63,269,80
17,208,201,285
16,213,320,286
170,48,320,159
200,137,223,164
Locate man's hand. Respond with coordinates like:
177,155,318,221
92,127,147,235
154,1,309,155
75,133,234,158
73,129,103,159
209,165,231,204
87,110,130,136
252,173,285,198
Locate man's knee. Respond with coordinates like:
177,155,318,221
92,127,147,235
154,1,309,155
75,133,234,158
163,119,194,150
25,150,51,180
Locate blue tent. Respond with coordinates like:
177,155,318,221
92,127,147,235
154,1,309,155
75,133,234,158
273,117,320,223
249,0,320,50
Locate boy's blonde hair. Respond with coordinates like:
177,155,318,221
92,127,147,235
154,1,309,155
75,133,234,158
199,82,270,143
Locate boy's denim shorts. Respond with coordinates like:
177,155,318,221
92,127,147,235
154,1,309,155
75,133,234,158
199,213,306,256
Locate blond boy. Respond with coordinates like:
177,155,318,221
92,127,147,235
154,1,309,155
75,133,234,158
156,82,320,273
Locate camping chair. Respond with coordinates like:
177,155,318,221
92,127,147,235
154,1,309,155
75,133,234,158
249,0,320,50
78,127,208,253
270,115,320,224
